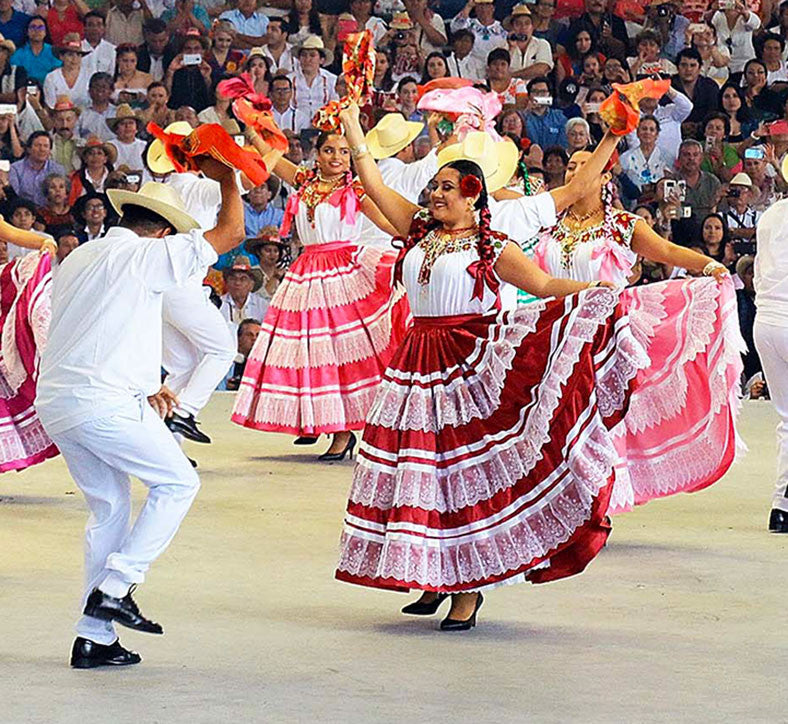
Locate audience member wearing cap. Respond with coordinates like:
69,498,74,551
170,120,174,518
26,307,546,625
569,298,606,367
51,96,81,175
723,172,761,241
291,35,337,121
11,16,61,84
10,131,64,207
219,0,269,49
450,0,508,69
505,4,553,80
220,254,269,329
69,136,116,205
245,225,286,298
165,30,213,114
108,104,146,173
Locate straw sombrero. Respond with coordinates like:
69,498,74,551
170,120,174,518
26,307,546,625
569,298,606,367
79,135,117,165
146,121,193,175
107,181,199,233
437,132,519,193
295,35,333,66
222,255,264,291
365,113,424,160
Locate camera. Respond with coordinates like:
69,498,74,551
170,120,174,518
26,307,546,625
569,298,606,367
509,33,528,42
663,178,686,201
744,146,765,160
733,241,756,255
126,174,141,185
727,187,742,198
183,54,202,66
394,30,406,41
657,4,670,16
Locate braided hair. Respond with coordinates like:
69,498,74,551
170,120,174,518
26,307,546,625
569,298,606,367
393,160,495,283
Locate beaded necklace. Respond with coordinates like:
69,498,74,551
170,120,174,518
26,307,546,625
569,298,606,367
552,205,635,268
416,225,478,284
298,170,348,227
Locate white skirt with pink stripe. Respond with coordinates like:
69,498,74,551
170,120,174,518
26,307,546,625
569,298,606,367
231,241,411,435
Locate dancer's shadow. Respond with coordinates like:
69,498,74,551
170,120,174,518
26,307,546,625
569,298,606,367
249,454,354,465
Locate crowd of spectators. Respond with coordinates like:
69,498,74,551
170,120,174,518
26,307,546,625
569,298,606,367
0,0,775,383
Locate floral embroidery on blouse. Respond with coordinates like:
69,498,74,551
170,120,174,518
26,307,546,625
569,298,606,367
552,207,639,268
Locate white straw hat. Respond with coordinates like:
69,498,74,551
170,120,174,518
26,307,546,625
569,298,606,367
365,113,424,159
107,181,200,233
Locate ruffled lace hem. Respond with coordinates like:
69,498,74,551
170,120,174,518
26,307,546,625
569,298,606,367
337,424,616,589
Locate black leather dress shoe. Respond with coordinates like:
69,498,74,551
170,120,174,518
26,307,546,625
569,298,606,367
294,435,319,445
769,508,788,532
70,637,141,669
165,412,211,444
83,587,163,635
401,593,449,616
440,593,484,632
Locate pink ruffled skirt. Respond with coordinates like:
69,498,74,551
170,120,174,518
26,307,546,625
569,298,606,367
608,277,744,513
232,241,411,435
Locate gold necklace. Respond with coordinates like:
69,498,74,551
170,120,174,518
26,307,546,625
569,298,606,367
566,205,603,224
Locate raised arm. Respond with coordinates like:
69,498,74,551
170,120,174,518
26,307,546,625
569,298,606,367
549,131,619,213
196,158,249,254
631,219,728,281
495,242,613,297
245,128,300,187
339,103,420,237
0,217,55,254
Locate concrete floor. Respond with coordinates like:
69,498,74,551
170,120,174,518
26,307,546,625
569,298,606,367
0,394,785,724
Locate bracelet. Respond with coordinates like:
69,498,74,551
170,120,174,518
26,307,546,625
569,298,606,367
587,280,601,288
350,143,369,160
703,261,726,277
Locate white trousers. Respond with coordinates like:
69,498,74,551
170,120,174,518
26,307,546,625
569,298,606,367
162,279,235,417
51,403,200,645
754,319,788,512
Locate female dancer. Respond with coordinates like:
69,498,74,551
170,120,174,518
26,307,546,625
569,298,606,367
0,221,57,472
232,131,410,461
533,150,742,513
334,104,647,629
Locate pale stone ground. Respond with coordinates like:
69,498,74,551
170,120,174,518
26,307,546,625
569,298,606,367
0,395,784,724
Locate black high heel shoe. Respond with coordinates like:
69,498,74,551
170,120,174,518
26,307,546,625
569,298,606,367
317,432,357,462
294,435,319,445
440,593,484,632
401,593,449,616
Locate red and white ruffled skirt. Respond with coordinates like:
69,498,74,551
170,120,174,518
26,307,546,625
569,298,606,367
232,241,410,435
0,252,57,472
336,288,648,593
608,277,744,513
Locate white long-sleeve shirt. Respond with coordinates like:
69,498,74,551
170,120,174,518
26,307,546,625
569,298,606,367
711,10,761,74
755,199,788,328
359,150,439,248
625,91,693,166
36,226,218,434
82,38,117,77
290,66,338,121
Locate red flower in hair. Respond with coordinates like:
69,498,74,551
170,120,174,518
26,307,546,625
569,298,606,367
459,174,483,198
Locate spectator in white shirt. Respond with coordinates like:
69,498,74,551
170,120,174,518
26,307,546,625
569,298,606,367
759,32,788,86
445,28,485,81
627,86,693,166
505,3,553,80
270,72,311,134
43,33,91,109
348,0,388,45
219,0,269,51
220,256,269,329
291,35,337,121
81,11,116,78
261,17,294,75
108,104,146,172
722,172,761,240
77,72,116,141
450,0,508,69
711,0,761,74
620,114,671,191
402,0,447,56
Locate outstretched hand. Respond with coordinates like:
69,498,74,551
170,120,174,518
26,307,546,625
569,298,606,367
148,385,179,419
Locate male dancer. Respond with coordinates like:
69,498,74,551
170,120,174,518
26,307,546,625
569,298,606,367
754,188,788,532
35,162,246,669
